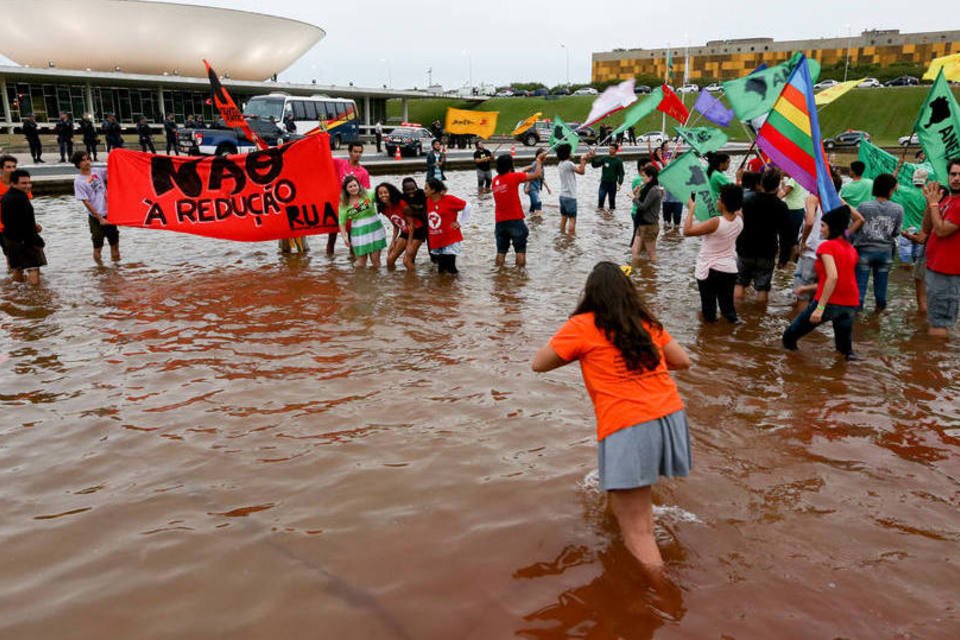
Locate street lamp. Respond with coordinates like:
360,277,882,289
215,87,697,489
560,43,570,87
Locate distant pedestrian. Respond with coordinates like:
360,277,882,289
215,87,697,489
374,121,383,152
473,140,493,195
136,116,156,153
72,150,120,264
22,114,43,163
627,126,637,146
79,114,99,161
163,113,179,155
523,148,550,215
104,114,124,152
0,169,45,285
54,111,74,163
425,139,446,183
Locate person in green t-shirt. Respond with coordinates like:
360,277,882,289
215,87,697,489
706,152,732,195
590,143,625,212
839,160,874,209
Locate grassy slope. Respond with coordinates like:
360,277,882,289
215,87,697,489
387,86,960,146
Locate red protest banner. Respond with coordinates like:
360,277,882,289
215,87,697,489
106,134,341,242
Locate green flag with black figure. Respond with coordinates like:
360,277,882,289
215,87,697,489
723,52,821,121
914,69,960,183
658,150,718,220
674,126,729,156
549,116,580,149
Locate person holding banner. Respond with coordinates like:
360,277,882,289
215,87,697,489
376,182,410,269
72,150,120,264
338,176,387,268
684,184,744,324
424,179,468,275
400,178,430,270
631,165,662,263
651,140,682,229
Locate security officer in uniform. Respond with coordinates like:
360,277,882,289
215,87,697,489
22,114,43,163
79,114,99,161
163,113,179,155
104,113,124,152
136,116,156,153
54,111,74,163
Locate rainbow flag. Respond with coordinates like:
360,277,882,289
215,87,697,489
756,54,841,211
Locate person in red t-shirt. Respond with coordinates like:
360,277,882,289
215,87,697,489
375,182,410,270
783,205,860,359
532,262,692,589
424,178,469,275
491,152,543,267
922,159,960,336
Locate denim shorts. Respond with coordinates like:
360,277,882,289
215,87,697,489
495,219,529,254
794,255,818,301
559,196,578,218
925,269,960,328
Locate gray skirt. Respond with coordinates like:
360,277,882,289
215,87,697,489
598,409,691,491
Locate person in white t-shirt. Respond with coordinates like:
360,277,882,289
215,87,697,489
555,144,593,235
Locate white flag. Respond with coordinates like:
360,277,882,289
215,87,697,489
580,79,637,129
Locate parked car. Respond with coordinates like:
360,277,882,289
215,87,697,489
573,87,598,95
814,79,839,90
885,75,919,86
705,83,723,92
634,84,652,94
383,125,434,156
636,131,665,145
899,132,920,146
823,130,870,149
495,89,514,97
531,88,549,96
514,119,554,146
679,83,699,94
858,77,881,88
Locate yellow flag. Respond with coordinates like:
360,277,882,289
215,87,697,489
510,112,542,136
814,79,864,106
924,53,960,82
445,107,498,139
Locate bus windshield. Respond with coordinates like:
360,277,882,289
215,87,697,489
244,97,285,121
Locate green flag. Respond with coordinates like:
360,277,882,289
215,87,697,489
674,126,729,156
857,140,933,229
658,150,719,220
549,116,580,149
914,69,960,183
723,52,821,121
611,87,663,137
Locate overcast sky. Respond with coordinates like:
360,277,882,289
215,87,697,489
6,1,946,89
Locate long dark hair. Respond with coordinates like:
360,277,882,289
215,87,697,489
572,262,663,372
374,181,402,214
706,152,730,177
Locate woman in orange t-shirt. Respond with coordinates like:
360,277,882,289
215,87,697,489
532,262,692,577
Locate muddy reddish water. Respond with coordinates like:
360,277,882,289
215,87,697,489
2,167,959,639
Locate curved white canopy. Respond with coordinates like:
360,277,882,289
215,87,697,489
0,0,324,81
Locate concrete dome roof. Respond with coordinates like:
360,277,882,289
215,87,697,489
0,0,324,81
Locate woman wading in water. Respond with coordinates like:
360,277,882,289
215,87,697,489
532,262,692,597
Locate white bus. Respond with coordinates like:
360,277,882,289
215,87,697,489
243,92,360,149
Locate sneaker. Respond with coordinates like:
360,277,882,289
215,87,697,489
782,337,799,351
844,352,860,361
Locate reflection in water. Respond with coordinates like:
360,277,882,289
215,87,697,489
2,177,960,639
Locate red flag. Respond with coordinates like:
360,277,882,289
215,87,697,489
105,135,341,242
657,85,689,124
204,59,268,151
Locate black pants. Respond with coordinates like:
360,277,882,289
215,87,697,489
166,136,179,155
696,269,738,322
140,139,156,153
436,254,458,274
84,142,98,161
598,181,617,209
782,300,855,356
27,138,42,161
375,133,382,152
58,139,73,161
778,208,804,267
